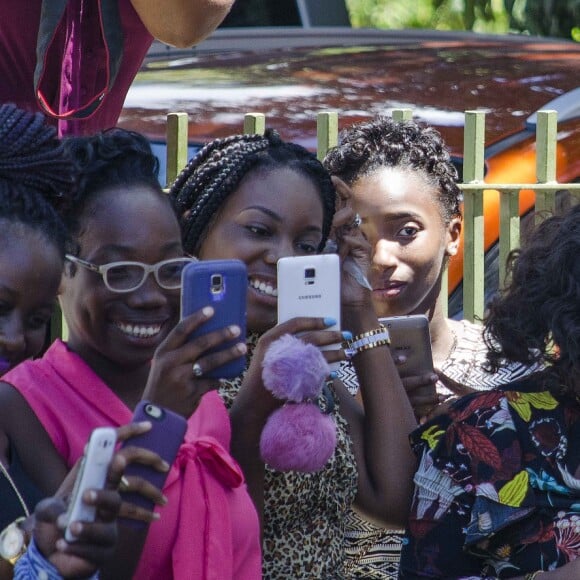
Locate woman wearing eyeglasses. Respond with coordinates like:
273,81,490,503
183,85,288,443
1,129,261,579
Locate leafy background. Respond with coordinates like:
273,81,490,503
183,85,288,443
345,0,580,40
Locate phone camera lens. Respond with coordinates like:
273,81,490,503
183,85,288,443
145,404,163,419
304,268,315,278
210,274,224,294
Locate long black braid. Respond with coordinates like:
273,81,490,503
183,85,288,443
323,116,462,223
0,103,75,256
169,129,336,255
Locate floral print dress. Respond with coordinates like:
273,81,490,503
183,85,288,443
399,373,580,578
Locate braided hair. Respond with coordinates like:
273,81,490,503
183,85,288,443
0,103,75,256
484,204,580,393
323,117,462,223
169,129,336,255
62,128,168,243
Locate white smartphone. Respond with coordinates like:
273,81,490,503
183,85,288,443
64,427,117,542
379,314,434,378
277,254,341,369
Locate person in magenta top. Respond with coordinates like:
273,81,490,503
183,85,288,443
0,0,234,136
1,128,261,579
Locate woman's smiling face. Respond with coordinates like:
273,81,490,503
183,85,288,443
197,167,325,334
60,185,184,371
351,166,460,318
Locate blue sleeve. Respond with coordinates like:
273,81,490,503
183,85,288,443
14,538,99,580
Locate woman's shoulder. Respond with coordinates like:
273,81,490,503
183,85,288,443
412,373,562,457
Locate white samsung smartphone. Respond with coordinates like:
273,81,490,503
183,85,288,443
64,427,117,542
277,254,341,369
379,314,434,378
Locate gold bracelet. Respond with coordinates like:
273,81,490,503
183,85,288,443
343,326,390,358
524,571,544,580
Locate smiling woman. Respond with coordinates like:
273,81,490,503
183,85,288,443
170,129,417,577
1,128,262,579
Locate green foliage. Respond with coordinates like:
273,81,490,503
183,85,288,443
345,0,580,39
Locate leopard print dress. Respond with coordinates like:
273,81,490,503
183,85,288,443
220,333,358,579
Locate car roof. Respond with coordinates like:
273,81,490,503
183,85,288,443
119,27,580,155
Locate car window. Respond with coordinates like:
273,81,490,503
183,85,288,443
220,0,302,27
150,142,202,188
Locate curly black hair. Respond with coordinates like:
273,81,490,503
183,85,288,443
323,116,462,223
62,128,170,244
484,204,580,392
0,103,75,257
169,129,336,255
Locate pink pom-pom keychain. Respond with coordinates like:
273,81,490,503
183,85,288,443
260,334,337,472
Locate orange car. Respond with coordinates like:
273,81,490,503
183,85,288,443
119,27,580,315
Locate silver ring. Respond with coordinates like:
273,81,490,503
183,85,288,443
351,213,361,228
192,362,203,377
118,476,130,492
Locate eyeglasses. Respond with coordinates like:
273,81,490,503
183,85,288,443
65,255,195,293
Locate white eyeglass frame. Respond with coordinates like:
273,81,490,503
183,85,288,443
65,254,196,293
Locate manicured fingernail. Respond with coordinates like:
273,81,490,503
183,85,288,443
161,461,170,472
56,539,68,551
228,325,241,337
236,342,247,354
152,512,161,520
329,371,338,379
341,331,353,340
202,306,214,317
86,490,97,502
323,317,337,327
161,495,168,505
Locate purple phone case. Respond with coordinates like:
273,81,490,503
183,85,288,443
119,401,187,528
181,259,247,379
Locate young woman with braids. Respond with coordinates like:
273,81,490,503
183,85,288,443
400,203,580,579
0,103,156,579
0,125,261,579
169,129,417,578
323,117,542,578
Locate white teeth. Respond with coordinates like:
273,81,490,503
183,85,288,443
249,278,278,297
116,322,162,338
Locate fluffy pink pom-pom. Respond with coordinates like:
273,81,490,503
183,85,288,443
260,403,337,472
262,334,330,402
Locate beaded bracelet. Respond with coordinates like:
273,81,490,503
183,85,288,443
524,572,544,580
342,326,390,359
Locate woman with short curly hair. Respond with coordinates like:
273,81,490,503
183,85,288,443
324,116,542,578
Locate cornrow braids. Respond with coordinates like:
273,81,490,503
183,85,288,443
170,129,336,255
0,104,75,256
63,128,168,242
323,116,462,223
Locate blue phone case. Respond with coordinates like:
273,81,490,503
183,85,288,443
119,401,187,528
180,259,247,379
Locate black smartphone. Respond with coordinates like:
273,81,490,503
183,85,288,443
181,259,247,379
119,401,187,528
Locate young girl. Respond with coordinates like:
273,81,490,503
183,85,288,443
323,116,542,578
0,104,133,579
1,128,261,579
170,129,417,578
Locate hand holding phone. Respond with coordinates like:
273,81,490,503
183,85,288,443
181,259,247,379
277,254,341,369
380,315,436,418
118,401,187,528
64,427,117,542
380,315,433,378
